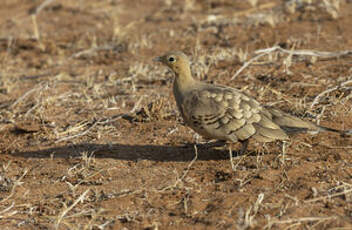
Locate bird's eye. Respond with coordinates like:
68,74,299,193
168,57,175,62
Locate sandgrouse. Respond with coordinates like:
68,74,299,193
153,51,347,154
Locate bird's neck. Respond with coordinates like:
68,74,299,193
173,68,195,91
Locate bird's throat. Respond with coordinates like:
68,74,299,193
173,69,195,92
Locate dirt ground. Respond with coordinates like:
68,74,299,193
1,0,352,229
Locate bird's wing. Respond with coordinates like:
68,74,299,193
182,86,289,142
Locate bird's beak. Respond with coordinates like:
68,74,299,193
153,56,163,62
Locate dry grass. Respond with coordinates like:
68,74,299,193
0,0,352,229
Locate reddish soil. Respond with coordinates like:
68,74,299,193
1,0,352,229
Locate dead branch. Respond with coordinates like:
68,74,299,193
255,45,352,58
232,45,352,80
310,78,352,108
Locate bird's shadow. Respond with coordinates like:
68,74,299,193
12,142,241,162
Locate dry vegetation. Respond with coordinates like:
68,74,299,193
1,0,352,229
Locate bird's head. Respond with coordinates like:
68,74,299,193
153,51,191,76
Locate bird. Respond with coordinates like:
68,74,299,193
153,51,349,159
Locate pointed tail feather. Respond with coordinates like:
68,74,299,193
281,124,352,136
319,126,352,137
265,107,351,137
343,129,352,136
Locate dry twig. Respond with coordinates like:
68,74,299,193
255,46,352,58
0,202,17,219
11,82,48,109
265,216,337,229
158,145,198,191
55,96,144,143
29,0,56,15
55,189,90,229
310,78,352,108
232,45,352,80
231,52,268,80
0,169,29,204
304,189,352,203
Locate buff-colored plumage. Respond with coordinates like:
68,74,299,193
153,51,344,154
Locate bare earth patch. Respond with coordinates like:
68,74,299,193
1,0,352,229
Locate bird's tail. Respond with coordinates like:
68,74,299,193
278,122,351,137
318,126,352,137
265,107,351,136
